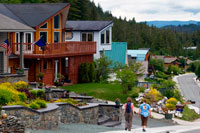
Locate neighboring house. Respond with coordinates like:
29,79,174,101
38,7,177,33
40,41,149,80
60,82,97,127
127,49,150,63
164,57,180,68
0,3,96,85
65,21,113,59
105,42,127,66
127,49,150,81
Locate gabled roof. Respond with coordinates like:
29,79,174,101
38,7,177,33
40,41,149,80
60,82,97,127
1,3,69,27
164,57,177,64
66,21,113,31
0,13,34,32
128,50,149,57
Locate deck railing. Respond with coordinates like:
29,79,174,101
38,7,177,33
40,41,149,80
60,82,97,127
13,41,96,57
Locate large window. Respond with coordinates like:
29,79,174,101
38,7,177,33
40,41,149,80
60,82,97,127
54,32,60,43
81,32,93,42
25,33,32,43
54,15,60,29
40,32,48,43
101,28,111,44
16,32,20,43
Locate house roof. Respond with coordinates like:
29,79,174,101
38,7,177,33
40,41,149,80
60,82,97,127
66,21,113,31
127,49,149,61
164,57,177,64
0,13,34,32
151,55,164,60
1,3,69,27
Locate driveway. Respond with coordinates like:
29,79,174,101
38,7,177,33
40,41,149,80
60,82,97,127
177,73,200,108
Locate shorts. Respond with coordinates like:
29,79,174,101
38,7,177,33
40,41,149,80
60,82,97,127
141,115,148,126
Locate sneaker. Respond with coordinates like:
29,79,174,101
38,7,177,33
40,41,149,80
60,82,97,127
142,128,146,132
125,128,127,130
128,129,131,131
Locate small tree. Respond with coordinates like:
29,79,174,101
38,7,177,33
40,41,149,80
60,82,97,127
95,53,112,82
149,58,164,72
116,67,138,94
195,65,200,79
178,58,186,68
129,61,144,77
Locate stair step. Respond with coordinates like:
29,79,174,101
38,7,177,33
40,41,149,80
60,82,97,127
98,116,111,125
102,121,121,127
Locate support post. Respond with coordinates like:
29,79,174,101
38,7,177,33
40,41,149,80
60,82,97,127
19,32,24,71
54,60,59,82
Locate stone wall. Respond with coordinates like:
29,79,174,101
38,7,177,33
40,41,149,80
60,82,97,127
99,104,122,121
0,69,29,83
2,103,122,130
58,103,99,124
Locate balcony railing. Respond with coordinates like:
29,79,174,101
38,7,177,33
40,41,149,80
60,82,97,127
13,41,96,58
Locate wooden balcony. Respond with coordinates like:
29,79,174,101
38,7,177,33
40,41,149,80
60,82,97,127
14,41,96,58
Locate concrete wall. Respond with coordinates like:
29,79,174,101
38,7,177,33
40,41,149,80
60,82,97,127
0,32,8,73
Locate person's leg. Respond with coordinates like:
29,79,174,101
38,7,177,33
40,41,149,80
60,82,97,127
125,113,128,130
128,113,132,131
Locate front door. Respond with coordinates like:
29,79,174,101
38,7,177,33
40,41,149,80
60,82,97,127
0,52,3,73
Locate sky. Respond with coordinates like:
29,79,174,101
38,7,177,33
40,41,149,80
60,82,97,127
93,0,200,22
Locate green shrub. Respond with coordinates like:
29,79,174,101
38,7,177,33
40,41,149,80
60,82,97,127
79,63,90,83
155,71,169,80
30,90,37,98
130,87,140,98
18,93,27,102
29,102,40,110
35,99,47,108
55,98,78,105
7,101,28,107
37,90,45,99
182,106,200,121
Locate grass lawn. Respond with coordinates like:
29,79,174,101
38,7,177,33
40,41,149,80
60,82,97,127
62,83,129,103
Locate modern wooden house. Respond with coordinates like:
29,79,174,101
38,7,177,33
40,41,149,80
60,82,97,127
65,21,113,59
0,3,96,85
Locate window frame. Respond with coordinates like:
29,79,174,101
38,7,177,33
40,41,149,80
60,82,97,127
81,32,93,42
39,31,48,51
101,27,111,45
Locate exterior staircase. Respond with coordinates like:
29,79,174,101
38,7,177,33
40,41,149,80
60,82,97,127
98,115,121,127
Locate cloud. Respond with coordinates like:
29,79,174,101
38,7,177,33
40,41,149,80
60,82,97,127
93,0,200,22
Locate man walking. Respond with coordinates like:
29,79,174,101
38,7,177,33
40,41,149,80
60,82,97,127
124,97,134,131
138,99,151,132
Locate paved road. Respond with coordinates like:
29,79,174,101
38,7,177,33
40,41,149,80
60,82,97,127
177,73,200,108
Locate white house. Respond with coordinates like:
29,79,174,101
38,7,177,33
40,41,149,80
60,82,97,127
65,21,113,59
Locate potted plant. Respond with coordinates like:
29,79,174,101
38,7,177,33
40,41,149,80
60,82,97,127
57,73,65,86
16,69,24,75
37,72,44,88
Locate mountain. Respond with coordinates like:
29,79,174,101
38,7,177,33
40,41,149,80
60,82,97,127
145,21,200,28
162,24,200,33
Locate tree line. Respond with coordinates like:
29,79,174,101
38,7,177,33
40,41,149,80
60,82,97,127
1,0,200,60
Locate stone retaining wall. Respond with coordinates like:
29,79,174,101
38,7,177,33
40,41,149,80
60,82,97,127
2,103,122,130
99,104,122,121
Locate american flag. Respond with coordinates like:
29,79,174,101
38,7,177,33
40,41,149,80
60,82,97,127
0,39,11,56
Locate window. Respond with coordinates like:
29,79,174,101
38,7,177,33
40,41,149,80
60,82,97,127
101,29,111,44
101,32,105,44
81,32,93,42
40,32,47,43
54,32,60,43
25,33,32,43
16,32,20,43
0,52,3,73
106,30,110,44
54,15,60,29
65,32,73,40
43,60,48,70
40,23,48,29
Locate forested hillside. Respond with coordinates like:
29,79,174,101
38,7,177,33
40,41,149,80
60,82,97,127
1,0,200,60
163,24,200,33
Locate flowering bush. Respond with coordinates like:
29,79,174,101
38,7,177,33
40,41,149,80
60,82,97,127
166,97,178,105
14,81,29,89
144,87,163,104
0,82,24,105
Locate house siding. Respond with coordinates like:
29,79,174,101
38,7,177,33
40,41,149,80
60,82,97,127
0,32,8,73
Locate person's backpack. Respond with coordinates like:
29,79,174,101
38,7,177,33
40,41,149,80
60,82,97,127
126,102,131,113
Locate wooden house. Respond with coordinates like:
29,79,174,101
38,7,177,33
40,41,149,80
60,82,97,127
0,3,96,85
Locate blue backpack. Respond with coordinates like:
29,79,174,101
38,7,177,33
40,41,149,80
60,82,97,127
126,103,131,113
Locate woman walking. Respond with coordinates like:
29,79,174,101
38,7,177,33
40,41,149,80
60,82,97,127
138,99,151,132
124,97,134,131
